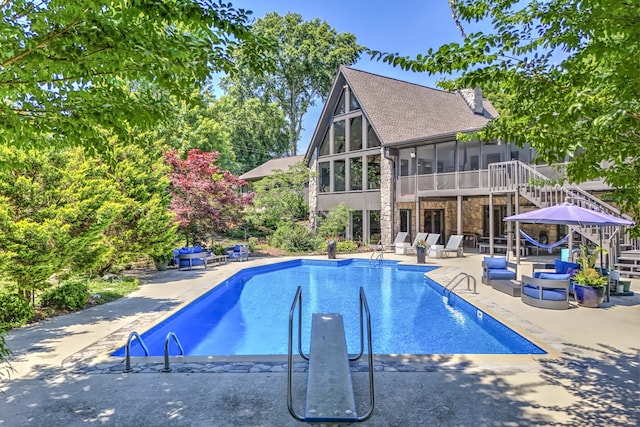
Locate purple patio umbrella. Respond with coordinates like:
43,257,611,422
503,203,635,227
504,202,635,267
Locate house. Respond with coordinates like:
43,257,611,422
303,66,629,256
240,155,305,194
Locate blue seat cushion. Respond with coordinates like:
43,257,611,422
486,269,516,280
554,259,580,274
484,257,507,269
523,285,567,301
538,272,571,280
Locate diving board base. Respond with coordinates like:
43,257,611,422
305,313,358,423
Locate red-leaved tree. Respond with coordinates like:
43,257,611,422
166,149,252,245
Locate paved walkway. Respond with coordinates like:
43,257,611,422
1,252,638,426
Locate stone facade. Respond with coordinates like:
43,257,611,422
380,152,393,245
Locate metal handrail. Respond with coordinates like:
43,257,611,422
286,286,375,423
355,286,376,422
370,240,384,262
162,331,185,373
287,286,305,422
123,331,149,373
442,272,476,297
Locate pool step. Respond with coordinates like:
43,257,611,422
304,313,358,423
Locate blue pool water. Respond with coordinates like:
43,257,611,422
113,259,545,357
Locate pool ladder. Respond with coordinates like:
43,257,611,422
123,331,184,373
442,272,477,297
287,286,375,423
370,240,384,264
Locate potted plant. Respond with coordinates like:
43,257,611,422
573,245,608,307
150,251,174,271
415,240,427,264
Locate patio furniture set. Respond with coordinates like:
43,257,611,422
174,244,249,271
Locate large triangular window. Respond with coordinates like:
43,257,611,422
349,93,361,112
334,90,346,115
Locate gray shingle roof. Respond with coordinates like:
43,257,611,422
240,155,304,181
340,66,496,145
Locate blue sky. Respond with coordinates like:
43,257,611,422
224,1,479,154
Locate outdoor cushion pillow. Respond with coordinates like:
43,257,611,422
539,272,571,280
484,257,507,269
554,259,580,274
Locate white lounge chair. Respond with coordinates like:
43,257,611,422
391,231,410,254
425,233,440,247
405,232,428,254
436,235,464,257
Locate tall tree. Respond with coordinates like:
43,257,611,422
246,161,310,230
372,0,640,229
0,0,268,154
212,95,289,174
223,12,363,155
166,149,252,245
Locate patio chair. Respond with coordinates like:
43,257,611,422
226,244,249,262
391,231,410,254
405,232,428,254
435,235,464,257
425,233,440,247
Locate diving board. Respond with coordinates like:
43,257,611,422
305,313,357,423
287,286,375,424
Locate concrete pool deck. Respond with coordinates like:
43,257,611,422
1,252,638,426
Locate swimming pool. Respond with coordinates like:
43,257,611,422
113,259,544,357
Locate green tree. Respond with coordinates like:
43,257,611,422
0,0,268,154
247,162,311,230
154,90,236,171
223,12,363,155
0,147,114,301
212,95,290,174
372,0,640,228
317,203,354,239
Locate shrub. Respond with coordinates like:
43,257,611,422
40,281,89,311
269,223,320,253
213,243,226,255
248,237,258,252
0,294,34,328
336,240,359,253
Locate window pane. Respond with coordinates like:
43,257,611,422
349,116,362,151
319,128,330,156
417,145,434,174
334,159,346,192
349,93,361,111
352,210,363,242
458,141,480,171
436,141,456,172
369,210,381,243
349,157,362,191
334,90,346,115
319,161,330,192
334,120,345,153
367,154,381,189
367,124,380,147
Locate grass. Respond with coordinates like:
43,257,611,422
86,275,140,305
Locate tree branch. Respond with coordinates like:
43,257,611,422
1,13,86,68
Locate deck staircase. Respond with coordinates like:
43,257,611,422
489,161,638,275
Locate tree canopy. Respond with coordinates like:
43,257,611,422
166,149,251,245
372,0,640,228
222,12,363,155
0,0,268,154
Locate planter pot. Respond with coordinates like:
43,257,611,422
154,260,169,271
416,247,426,264
574,284,606,308
621,280,631,293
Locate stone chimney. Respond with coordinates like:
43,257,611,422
459,87,484,115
